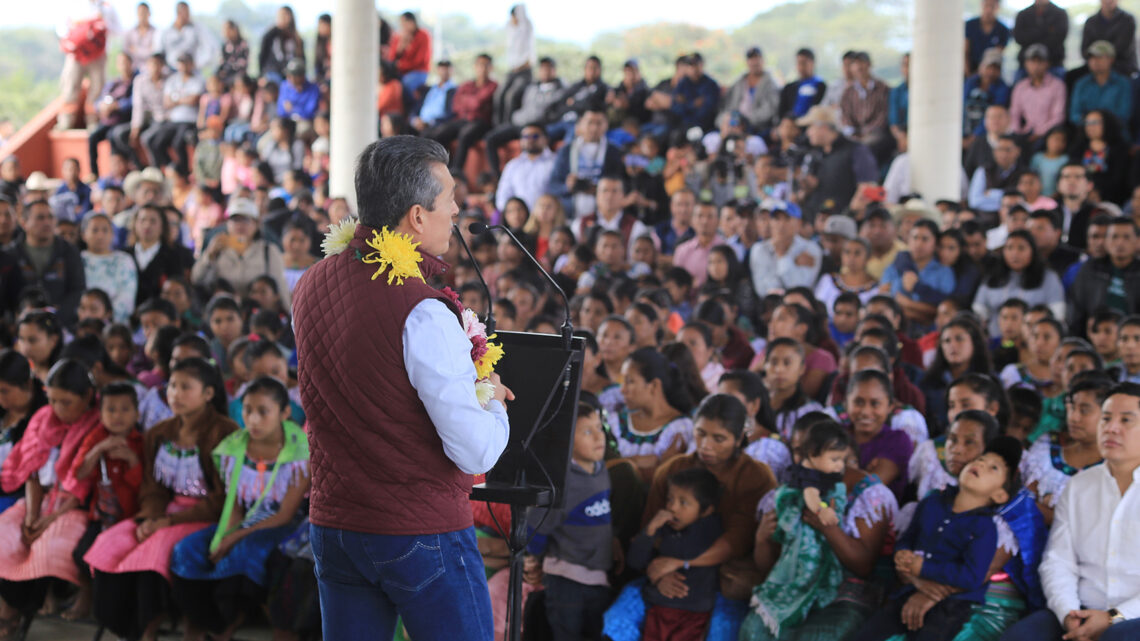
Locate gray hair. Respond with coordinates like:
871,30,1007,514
354,136,450,230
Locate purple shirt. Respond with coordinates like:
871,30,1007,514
856,425,913,500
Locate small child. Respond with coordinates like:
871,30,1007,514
1005,387,1043,444
206,296,245,377
1086,309,1122,365
229,339,304,426
828,292,861,350
524,394,613,641
849,436,1023,641
68,382,145,620
749,421,851,636
628,468,723,641
663,267,695,323
989,298,1028,371
763,338,824,440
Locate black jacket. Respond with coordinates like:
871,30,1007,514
9,238,84,326
129,243,185,306
1068,256,1140,337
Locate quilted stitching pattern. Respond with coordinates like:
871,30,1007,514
294,247,473,535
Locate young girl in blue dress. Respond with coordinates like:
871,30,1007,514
170,376,309,638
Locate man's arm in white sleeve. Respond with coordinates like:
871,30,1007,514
404,298,510,475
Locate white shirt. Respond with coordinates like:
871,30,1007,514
749,235,822,297
496,150,555,212
403,298,510,475
133,241,160,271
1040,463,1140,623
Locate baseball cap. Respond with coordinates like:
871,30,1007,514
623,59,639,70
225,198,259,220
823,215,857,240
286,58,306,76
980,47,1003,68
1024,43,1049,62
795,105,840,128
1087,40,1117,59
769,201,802,220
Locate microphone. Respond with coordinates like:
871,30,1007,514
451,223,495,334
469,222,573,349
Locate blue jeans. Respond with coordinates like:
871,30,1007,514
311,524,493,641
401,71,429,94
1000,609,1140,641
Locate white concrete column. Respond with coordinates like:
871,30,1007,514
909,0,965,205
330,0,379,213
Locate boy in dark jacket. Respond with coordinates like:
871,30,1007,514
524,394,612,641
628,467,723,641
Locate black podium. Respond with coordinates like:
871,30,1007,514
471,330,585,641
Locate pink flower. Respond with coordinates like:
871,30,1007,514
462,308,486,341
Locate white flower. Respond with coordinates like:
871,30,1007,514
475,380,496,407
462,308,487,340
321,217,359,257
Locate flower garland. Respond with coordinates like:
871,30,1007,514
323,219,505,406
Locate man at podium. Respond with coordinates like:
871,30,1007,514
293,136,513,641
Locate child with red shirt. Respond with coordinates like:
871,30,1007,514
68,382,145,619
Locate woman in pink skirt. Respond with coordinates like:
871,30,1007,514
0,360,100,634
85,358,236,641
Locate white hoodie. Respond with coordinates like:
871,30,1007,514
505,4,537,71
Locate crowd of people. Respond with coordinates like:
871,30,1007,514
0,0,1138,640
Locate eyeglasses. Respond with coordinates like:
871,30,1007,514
1085,119,1103,126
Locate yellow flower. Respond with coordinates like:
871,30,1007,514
474,337,505,380
362,228,424,285
321,218,358,257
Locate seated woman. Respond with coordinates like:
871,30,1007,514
602,394,779,641
841,370,914,500
680,323,725,394
1069,109,1130,206
739,413,898,641
170,377,309,638
612,347,696,481
880,220,956,330
936,229,982,308
763,338,825,441
0,361,101,631
972,230,1065,338
999,383,1140,641
827,345,929,448
1020,371,1112,526
813,237,880,317
919,317,994,434
999,317,1065,396
717,370,791,483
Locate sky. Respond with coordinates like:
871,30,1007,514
9,0,1119,45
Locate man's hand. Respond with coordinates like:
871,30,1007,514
654,572,689,599
489,373,515,405
646,556,684,583
794,251,816,267
646,509,673,537
912,577,956,602
1063,610,1112,641
901,592,936,631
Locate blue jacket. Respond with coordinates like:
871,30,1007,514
278,80,320,121
896,486,998,604
671,74,720,131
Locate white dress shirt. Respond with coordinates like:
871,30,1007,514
403,298,510,475
1040,463,1140,623
496,149,555,212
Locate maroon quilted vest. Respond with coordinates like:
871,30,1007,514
293,224,472,535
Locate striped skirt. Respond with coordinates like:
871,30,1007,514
0,499,88,585
83,497,210,581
